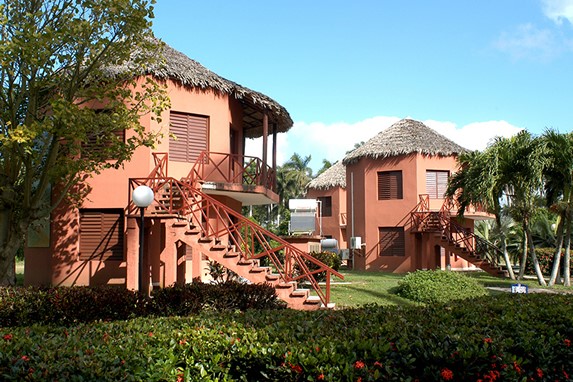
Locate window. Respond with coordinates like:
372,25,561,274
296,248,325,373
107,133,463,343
317,196,332,217
79,209,124,261
377,171,403,200
426,170,449,199
169,111,208,163
81,110,125,160
379,227,405,256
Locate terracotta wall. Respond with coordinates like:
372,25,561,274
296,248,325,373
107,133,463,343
25,77,245,287
306,186,348,250
346,153,465,272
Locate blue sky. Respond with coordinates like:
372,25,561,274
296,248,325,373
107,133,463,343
152,0,573,172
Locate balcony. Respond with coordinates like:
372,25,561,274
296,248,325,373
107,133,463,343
186,151,279,206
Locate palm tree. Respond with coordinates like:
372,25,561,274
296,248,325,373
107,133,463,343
446,147,516,279
541,129,573,286
316,159,333,176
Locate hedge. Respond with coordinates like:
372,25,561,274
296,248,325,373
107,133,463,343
1,294,573,381
0,280,285,327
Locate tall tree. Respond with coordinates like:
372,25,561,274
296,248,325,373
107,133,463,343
542,129,573,286
0,0,168,285
446,147,516,279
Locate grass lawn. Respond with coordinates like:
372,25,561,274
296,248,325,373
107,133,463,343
329,267,570,308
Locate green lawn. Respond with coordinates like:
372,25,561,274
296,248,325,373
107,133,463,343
329,268,569,308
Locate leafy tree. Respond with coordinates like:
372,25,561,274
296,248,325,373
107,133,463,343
0,0,168,285
316,158,333,176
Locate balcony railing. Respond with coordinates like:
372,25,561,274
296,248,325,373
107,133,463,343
185,151,276,191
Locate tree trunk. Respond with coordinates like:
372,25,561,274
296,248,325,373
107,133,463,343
527,228,547,286
548,218,565,286
518,230,528,280
564,209,572,286
501,235,515,280
0,209,27,286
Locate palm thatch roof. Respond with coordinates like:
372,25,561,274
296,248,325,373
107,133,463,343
306,161,346,190
104,39,293,138
342,119,467,165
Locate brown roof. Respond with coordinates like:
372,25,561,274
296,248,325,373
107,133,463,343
307,161,346,190
104,39,293,138
342,119,467,164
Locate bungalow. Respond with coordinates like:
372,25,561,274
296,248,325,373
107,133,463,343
24,41,341,309
308,119,503,275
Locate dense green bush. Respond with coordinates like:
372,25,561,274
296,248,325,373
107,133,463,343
395,269,488,304
295,251,341,282
1,294,572,381
0,281,285,327
523,247,573,275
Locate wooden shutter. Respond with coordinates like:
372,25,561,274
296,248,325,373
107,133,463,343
80,210,124,261
379,227,405,256
378,171,403,200
426,170,449,198
169,111,208,163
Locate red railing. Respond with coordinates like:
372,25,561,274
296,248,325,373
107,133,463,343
186,151,276,191
128,175,343,306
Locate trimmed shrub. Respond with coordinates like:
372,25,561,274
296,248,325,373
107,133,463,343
295,251,341,282
395,269,488,304
524,247,573,275
0,281,285,327
1,294,573,381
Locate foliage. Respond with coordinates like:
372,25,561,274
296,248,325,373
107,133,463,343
295,251,341,282
1,294,573,380
0,0,169,285
395,270,488,304
523,248,573,276
0,281,285,326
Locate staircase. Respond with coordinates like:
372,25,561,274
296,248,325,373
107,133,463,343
128,153,342,310
411,196,507,277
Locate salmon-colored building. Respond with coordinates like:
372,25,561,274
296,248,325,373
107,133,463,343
308,119,503,275
24,42,341,309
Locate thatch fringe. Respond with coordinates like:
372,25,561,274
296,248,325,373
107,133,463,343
307,161,346,190
104,39,293,137
343,119,466,165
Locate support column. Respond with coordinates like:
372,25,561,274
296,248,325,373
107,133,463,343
262,113,268,183
272,123,277,189
126,217,139,290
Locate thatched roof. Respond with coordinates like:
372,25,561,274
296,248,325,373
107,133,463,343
307,161,346,190
105,40,293,138
342,119,467,165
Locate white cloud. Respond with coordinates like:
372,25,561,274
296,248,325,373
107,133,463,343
494,23,559,61
542,0,573,25
245,117,522,174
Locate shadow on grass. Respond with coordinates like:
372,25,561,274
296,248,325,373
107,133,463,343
334,284,418,307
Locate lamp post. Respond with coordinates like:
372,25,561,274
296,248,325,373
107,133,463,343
132,185,154,292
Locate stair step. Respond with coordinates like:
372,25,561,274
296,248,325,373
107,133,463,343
172,221,188,228
266,274,280,281
223,252,239,258
291,289,309,298
198,237,212,243
185,229,201,235
250,267,269,274
210,244,227,251
304,296,321,305
277,281,296,289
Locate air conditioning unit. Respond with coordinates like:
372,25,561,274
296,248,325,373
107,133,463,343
350,236,361,249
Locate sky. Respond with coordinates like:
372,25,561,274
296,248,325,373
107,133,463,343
152,0,573,173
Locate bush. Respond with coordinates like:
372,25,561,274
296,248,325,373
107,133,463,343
295,251,341,282
0,281,285,327
523,247,573,275
1,294,573,381
395,269,488,304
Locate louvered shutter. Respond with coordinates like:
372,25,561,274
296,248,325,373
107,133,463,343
426,170,449,198
80,210,124,261
169,111,208,163
378,171,403,200
379,227,405,256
